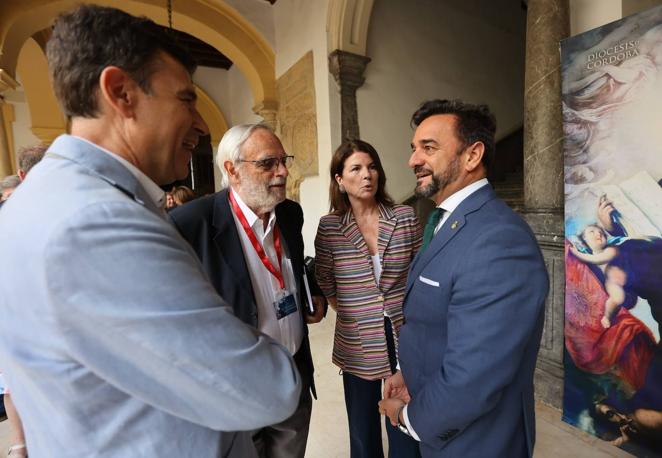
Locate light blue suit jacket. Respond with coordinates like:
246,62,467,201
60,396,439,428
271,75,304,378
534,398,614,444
0,135,301,457
399,185,548,457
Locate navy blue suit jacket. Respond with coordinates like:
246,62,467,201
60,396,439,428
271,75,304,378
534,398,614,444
399,184,548,457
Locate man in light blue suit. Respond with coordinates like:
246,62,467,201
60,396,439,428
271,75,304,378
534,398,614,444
379,99,548,457
0,5,300,457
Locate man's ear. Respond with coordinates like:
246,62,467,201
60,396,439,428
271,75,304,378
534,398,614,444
98,66,138,118
18,170,27,181
224,160,238,181
464,141,485,172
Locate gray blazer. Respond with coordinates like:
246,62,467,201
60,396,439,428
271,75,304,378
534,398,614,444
399,185,549,457
0,135,301,457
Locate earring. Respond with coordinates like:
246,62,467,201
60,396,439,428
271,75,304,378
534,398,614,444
339,184,346,193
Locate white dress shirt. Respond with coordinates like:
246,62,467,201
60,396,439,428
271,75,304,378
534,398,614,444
230,188,304,355
371,253,391,319
434,178,489,235
403,177,489,441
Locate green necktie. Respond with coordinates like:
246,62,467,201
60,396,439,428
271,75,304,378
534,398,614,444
420,208,444,253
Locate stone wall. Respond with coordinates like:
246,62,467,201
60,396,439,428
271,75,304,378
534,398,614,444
277,51,318,201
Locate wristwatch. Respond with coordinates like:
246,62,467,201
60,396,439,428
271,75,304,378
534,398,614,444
396,405,412,437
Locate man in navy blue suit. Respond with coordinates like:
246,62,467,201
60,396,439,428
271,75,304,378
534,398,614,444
379,99,548,457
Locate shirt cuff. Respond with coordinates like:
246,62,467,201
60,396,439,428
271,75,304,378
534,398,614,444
403,404,421,442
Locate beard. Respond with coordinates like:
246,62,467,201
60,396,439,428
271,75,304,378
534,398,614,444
414,154,461,199
237,169,287,214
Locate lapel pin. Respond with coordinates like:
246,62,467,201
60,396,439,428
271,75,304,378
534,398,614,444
451,221,459,230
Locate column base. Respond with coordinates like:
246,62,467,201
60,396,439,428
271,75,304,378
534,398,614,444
522,208,565,408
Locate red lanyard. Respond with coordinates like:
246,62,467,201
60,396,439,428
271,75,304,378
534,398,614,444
229,190,285,290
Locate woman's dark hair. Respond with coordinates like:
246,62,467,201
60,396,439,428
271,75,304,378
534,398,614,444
328,139,394,214
171,185,195,205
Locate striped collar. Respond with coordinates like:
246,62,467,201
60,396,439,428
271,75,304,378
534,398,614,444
341,202,394,226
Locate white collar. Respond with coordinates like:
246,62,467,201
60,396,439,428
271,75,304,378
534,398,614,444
437,178,489,213
230,187,276,231
72,136,166,210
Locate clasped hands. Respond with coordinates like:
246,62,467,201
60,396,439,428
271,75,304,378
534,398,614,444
378,370,410,426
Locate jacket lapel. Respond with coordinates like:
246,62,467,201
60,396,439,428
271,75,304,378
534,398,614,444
275,204,296,261
340,204,397,260
211,189,255,295
406,185,497,296
377,204,396,261
275,203,305,300
341,211,370,259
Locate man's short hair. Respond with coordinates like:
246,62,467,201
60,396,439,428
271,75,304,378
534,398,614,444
215,123,274,188
0,175,21,192
411,99,497,170
17,144,48,175
46,4,196,118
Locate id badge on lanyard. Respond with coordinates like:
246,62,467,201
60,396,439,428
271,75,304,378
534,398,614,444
230,190,298,321
274,289,297,320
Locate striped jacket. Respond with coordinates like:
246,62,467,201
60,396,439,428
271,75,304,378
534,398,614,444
314,204,422,380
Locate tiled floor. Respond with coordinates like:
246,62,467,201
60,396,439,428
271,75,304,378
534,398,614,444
0,308,634,457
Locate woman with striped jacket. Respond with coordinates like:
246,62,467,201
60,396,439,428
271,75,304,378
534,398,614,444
315,139,422,458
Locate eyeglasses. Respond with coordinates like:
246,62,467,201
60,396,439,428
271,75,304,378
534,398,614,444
238,155,294,171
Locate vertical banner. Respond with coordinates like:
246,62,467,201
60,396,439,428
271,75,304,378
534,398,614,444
562,5,662,456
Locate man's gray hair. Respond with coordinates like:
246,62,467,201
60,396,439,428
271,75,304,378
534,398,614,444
215,123,273,188
18,144,48,175
1,175,21,192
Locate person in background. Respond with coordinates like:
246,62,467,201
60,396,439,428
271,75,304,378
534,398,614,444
0,175,20,202
171,185,195,206
165,191,176,210
17,144,48,181
0,143,47,457
315,139,422,458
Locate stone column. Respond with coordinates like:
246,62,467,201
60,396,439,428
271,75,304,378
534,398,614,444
522,0,569,409
0,69,19,176
328,49,371,140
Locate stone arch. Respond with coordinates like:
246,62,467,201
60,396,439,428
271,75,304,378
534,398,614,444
0,0,277,110
194,86,228,148
10,38,229,149
16,37,67,144
327,0,375,55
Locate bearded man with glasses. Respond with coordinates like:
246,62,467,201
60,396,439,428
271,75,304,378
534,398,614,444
170,123,326,458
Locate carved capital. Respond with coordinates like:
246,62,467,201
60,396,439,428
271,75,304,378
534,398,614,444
253,100,279,131
328,50,371,92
